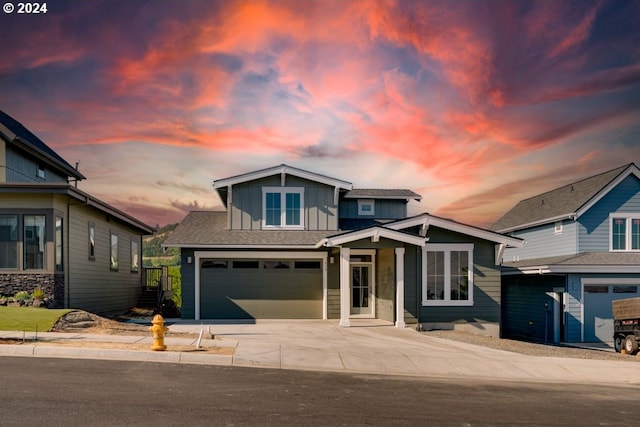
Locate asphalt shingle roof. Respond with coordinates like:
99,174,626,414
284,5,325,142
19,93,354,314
491,164,633,232
163,211,331,247
503,252,640,268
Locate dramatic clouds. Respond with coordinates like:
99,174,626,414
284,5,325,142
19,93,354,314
1,0,639,227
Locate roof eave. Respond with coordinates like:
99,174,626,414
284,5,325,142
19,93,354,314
495,213,577,234
213,164,353,190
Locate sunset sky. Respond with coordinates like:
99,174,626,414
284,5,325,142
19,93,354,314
1,0,639,228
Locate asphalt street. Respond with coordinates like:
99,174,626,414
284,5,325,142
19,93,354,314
2,357,639,427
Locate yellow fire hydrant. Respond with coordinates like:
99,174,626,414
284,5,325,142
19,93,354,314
149,314,168,351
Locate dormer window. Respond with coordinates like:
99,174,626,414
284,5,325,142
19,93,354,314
358,199,375,216
262,187,304,229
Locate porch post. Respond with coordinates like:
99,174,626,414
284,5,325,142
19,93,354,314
395,247,406,328
339,247,351,327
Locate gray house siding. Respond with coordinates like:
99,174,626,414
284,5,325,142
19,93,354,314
5,145,67,183
503,220,577,262
578,174,640,252
67,203,142,313
339,199,407,220
327,248,340,319
230,175,338,231
413,227,502,325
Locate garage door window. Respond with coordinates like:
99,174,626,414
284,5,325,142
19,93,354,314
233,261,260,269
263,261,291,269
295,261,321,269
584,285,608,293
202,260,228,269
614,286,638,293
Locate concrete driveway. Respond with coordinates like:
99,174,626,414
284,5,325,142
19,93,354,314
167,319,640,385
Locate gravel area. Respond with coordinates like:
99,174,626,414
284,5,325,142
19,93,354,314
423,330,639,362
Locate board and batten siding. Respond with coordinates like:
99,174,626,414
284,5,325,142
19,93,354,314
67,203,142,313
5,145,67,183
415,228,502,324
503,220,577,262
230,175,338,231
578,174,640,252
338,199,407,220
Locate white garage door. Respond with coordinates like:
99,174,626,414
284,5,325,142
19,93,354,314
584,284,640,342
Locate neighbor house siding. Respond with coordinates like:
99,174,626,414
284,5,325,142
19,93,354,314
180,249,196,319
502,274,565,342
229,175,338,231
5,145,67,183
578,174,640,252
503,220,577,262
67,203,142,313
339,199,407,219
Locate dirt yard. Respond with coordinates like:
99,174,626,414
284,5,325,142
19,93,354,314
1,309,234,355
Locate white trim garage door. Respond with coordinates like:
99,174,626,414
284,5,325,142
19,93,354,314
583,282,640,342
199,258,324,319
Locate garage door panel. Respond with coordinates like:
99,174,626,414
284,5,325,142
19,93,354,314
584,284,640,343
200,260,322,319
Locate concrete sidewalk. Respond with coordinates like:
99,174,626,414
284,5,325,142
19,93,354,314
1,319,639,386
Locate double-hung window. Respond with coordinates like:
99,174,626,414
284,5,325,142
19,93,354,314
610,215,640,251
422,243,474,306
262,187,304,229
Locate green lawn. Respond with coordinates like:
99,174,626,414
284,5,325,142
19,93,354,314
0,306,73,332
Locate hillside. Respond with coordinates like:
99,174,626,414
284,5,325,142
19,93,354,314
143,223,179,266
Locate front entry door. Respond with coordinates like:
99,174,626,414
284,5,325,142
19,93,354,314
351,265,373,316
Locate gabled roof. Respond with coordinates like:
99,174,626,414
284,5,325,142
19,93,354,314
343,189,422,201
0,111,85,180
387,213,524,247
323,226,426,247
492,163,639,233
214,164,353,190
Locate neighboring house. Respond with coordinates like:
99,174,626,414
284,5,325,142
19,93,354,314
164,164,522,334
492,163,640,345
0,111,154,313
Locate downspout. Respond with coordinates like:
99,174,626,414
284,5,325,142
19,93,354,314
416,248,420,331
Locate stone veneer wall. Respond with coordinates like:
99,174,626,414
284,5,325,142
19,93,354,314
0,273,65,308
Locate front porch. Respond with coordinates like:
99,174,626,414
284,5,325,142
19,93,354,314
324,226,426,328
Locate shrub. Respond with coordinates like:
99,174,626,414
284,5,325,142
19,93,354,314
32,288,45,300
14,291,31,301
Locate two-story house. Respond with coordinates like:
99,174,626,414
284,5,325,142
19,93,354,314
493,163,640,346
164,164,522,333
0,110,154,313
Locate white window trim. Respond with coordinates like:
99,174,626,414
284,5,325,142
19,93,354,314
609,213,640,252
422,243,474,306
262,187,305,230
554,221,563,235
357,199,375,216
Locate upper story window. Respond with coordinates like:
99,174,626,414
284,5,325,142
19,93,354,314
358,199,375,216
422,243,474,306
262,187,304,229
36,164,46,180
610,215,640,251
554,221,563,234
